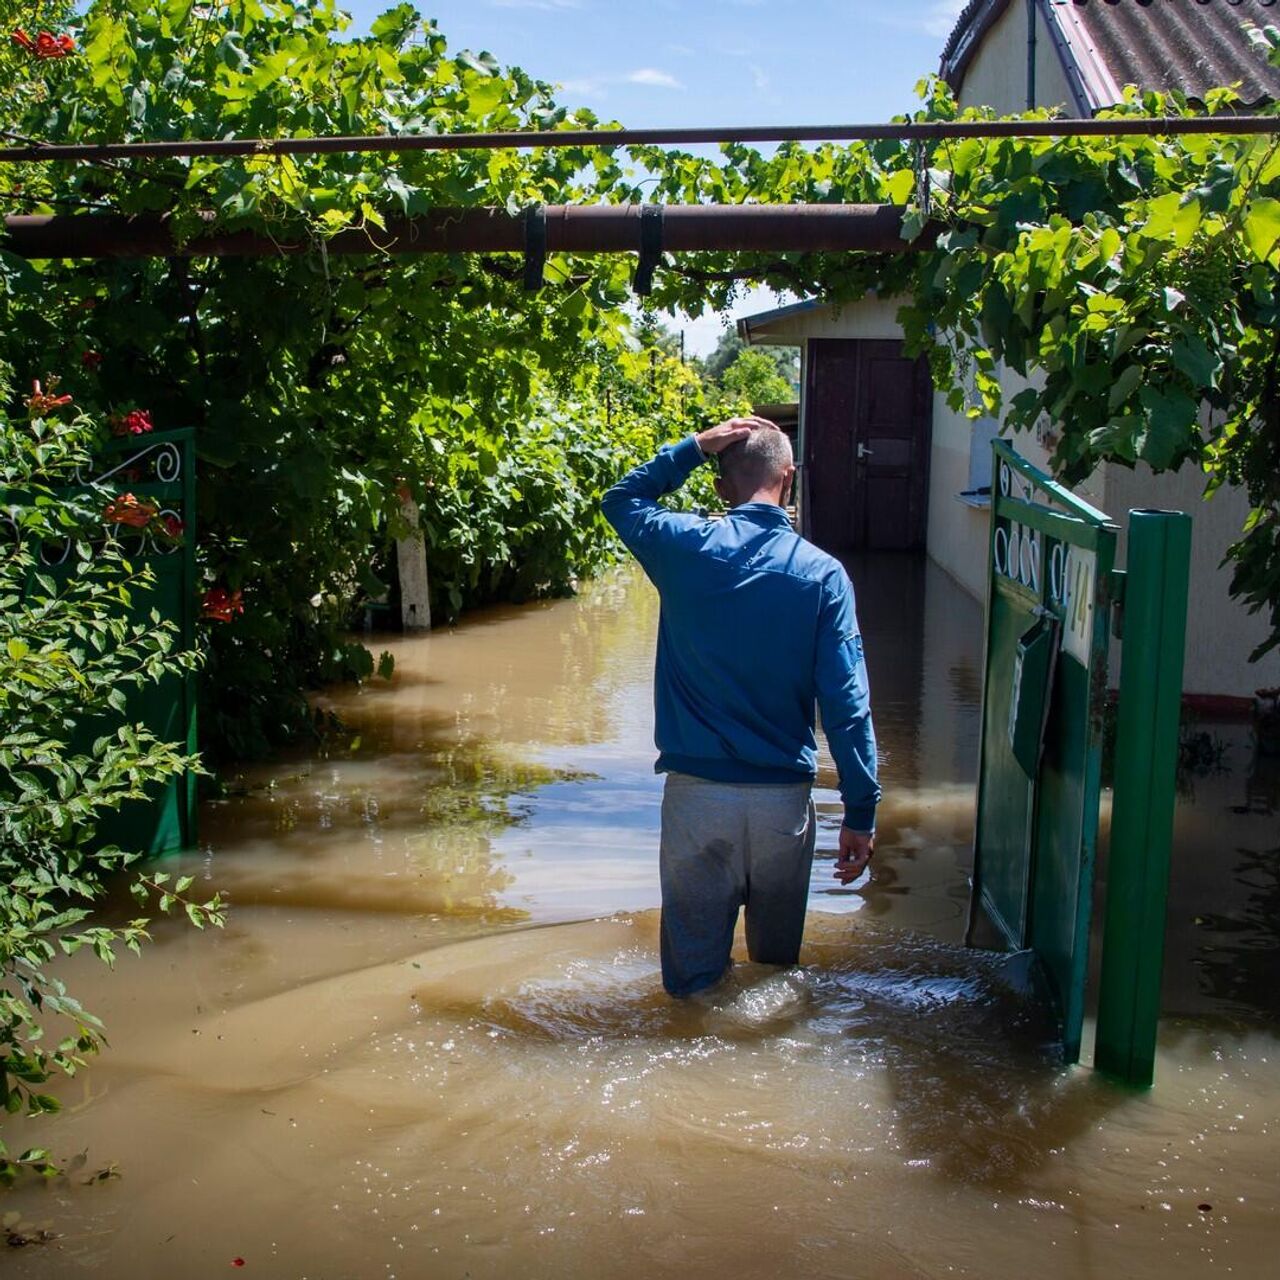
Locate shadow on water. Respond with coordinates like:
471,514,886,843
796,931,1121,1191
418,908,1121,1196
817,947,1117,1189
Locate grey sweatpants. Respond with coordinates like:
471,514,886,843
659,771,817,997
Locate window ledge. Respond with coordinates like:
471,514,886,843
955,489,992,509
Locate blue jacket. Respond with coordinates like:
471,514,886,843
602,435,879,832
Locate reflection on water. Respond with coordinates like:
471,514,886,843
4,561,1278,1279
1145,727,1280,1027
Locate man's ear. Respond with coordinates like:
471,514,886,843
714,475,730,504
780,465,796,505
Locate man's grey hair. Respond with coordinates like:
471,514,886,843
718,422,793,497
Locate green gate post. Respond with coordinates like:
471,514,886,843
1094,510,1191,1088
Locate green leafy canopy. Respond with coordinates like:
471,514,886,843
4,2,1280,706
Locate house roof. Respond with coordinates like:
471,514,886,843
751,402,800,430
736,299,823,345
941,0,1280,113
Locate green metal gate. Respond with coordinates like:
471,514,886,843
971,441,1191,1085
970,441,1119,1065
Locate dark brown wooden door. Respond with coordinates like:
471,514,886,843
803,338,931,554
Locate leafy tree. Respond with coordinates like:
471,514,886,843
632,313,686,361
2,0,1278,777
719,347,796,409
896,80,1280,658
702,329,747,382
0,0,690,760
702,328,798,390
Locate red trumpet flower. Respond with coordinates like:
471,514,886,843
103,493,158,529
109,408,154,437
26,378,73,416
12,29,75,58
202,587,244,622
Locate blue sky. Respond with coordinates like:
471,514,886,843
343,1,965,126
341,0,968,352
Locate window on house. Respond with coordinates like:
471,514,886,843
958,415,999,507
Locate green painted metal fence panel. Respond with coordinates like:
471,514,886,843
102,428,196,854
44,429,198,855
972,441,1118,1063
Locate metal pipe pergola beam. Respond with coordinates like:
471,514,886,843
2,204,936,260
0,114,1276,164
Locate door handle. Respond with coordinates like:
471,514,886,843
857,443,874,459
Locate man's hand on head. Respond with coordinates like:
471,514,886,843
833,827,874,885
695,417,775,456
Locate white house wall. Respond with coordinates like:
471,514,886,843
1103,463,1280,698
955,0,1079,114
927,390,990,598
926,362,1105,601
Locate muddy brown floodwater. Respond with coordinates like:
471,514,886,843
4,558,1278,1280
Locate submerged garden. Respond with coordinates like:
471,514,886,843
1,0,1279,1212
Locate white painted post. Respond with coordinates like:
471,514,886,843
396,496,431,632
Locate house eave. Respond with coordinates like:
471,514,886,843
737,299,824,346
1044,0,1121,115
939,0,1016,94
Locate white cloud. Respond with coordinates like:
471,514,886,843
626,68,683,89
555,67,683,99
557,77,606,99
748,63,769,92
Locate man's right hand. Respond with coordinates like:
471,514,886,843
833,827,874,885
695,416,774,456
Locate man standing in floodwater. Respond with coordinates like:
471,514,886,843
602,417,879,997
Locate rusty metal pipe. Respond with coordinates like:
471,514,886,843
0,115,1276,164
2,204,936,259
